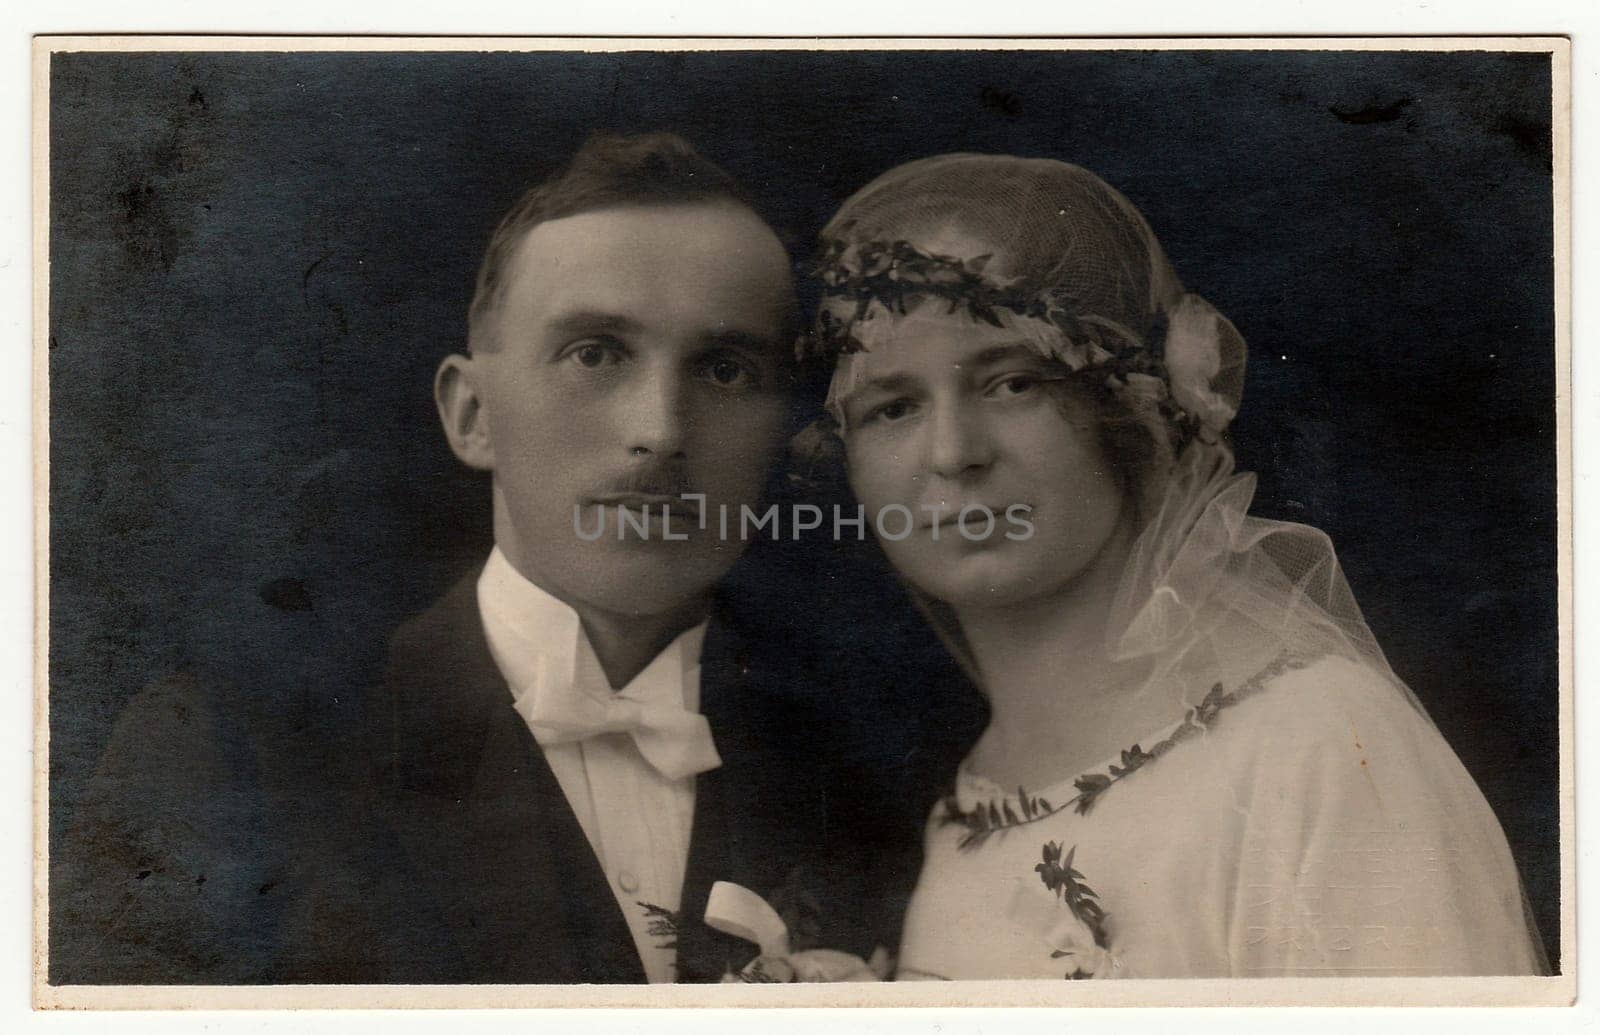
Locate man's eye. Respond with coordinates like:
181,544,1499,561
568,340,623,368
868,399,915,423
701,353,759,389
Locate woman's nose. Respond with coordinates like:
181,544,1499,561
925,401,995,481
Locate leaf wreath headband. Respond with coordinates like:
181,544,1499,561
798,236,1245,447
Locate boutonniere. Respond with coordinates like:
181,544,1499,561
703,882,890,983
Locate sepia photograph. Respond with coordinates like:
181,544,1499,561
33,37,1571,1008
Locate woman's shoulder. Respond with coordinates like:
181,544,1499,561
1219,653,1436,749
1203,653,1491,821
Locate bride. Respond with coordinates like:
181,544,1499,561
799,154,1546,979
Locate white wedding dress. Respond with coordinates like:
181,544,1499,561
897,652,1545,980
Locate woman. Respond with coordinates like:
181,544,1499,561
799,154,1546,979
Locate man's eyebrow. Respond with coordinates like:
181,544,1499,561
542,310,646,338
699,328,782,354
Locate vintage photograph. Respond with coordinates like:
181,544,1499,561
35,38,1570,1006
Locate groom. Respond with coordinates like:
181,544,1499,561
292,132,944,983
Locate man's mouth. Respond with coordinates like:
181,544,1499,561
588,493,703,521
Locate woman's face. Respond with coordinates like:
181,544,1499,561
836,303,1128,612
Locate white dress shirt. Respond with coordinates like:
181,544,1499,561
477,547,714,983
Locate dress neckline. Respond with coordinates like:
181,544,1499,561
953,705,1194,814
943,654,1308,848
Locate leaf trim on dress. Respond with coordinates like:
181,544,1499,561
941,656,1307,850
1035,842,1110,955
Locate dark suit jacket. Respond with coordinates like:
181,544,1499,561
282,564,957,983
51,546,983,985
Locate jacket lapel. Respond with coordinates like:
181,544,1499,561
674,609,753,981
369,567,644,983
670,566,986,983
674,598,856,981
366,558,929,985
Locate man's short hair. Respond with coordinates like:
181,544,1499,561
467,132,764,351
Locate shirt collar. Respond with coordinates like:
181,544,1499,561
476,546,709,713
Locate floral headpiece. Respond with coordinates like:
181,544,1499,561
800,237,1243,449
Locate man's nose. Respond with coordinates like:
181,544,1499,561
621,369,690,459
925,401,995,481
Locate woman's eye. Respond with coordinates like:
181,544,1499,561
991,373,1041,397
568,339,623,368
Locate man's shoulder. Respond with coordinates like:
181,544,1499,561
383,563,488,676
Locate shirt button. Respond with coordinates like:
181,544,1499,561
617,870,640,894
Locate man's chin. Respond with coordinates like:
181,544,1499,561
559,540,743,616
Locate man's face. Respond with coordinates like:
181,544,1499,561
463,201,794,618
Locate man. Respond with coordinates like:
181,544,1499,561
53,131,978,987
286,132,958,984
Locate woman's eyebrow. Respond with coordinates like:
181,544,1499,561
839,372,920,408
963,342,1047,369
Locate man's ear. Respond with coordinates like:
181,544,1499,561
435,353,495,471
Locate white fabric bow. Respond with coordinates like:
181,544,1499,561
704,881,888,982
514,660,722,781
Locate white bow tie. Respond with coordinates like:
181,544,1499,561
513,663,722,781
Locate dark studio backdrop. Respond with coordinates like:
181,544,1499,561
47,47,1560,974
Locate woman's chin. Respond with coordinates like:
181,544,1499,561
900,550,1060,613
